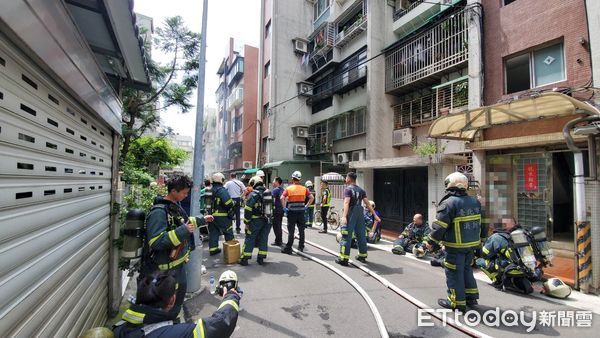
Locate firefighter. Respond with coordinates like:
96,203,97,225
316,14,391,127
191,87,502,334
430,172,486,312
281,171,314,254
114,270,240,337
392,214,430,254
305,180,316,227
208,172,235,256
476,218,520,288
318,180,331,234
336,172,380,266
142,175,214,320
365,201,382,244
240,176,271,266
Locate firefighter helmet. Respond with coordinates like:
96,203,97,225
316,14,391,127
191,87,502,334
211,172,226,184
292,171,302,180
249,176,263,188
543,278,571,299
444,172,469,191
305,180,313,187
369,200,376,209
256,170,265,178
219,270,238,285
412,244,426,258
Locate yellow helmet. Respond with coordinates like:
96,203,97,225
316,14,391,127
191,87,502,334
211,172,226,184
444,172,469,191
249,176,263,188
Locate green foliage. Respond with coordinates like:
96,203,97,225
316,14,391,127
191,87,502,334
412,141,439,157
120,16,201,162
126,136,188,172
121,163,154,186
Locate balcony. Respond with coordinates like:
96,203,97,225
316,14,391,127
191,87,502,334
393,77,468,130
393,0,456,39
226,87,243,112
334,65,367,94
309,22,335,63
385,10,468,94
306,87,334,106
335,0,368,48
226,57,244,87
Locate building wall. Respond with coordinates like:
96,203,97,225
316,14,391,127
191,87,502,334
242,45,259,167
587,0,600,88
483,0,592,105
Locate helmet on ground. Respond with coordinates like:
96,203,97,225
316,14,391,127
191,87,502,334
292,171,302,180
369,200,376,209
256,170,265,178
249,176,263,188
444,172,469,191
412,244,426,258
211,172,225,184
543,278,571,299
305,180,313,187
336,233,343,243
80,327,114,338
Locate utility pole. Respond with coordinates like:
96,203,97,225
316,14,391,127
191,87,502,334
191,0,209,217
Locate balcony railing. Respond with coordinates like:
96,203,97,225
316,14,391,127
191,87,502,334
385,10,469,93
226,87,243,112
335,15,367,48
334,65,367,94
393,77,468,129
393,0,425,21
309,22,335,61
306,87,334,106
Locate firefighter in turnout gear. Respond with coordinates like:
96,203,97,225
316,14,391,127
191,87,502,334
142,175,213,320
430,172,486,312
281,171,314,254
476,218,520,288
114,271,240,338
318,180,331,233
208,172,235,256
240,176,271,266
305,180,316,227
336,172,380,266
392,214,430,255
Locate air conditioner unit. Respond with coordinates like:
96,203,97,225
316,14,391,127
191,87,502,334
336,153,349,164
297,82,313,96
294,144,307,155
296,127,309,138
242,161,253,169
392,127,413,146
294,39,308,54
351,150,365,162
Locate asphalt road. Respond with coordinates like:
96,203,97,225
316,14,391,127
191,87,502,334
183,222,600,338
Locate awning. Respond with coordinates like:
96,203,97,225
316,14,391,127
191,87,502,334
428,93,600,141
350,154,467,169
262,160,320,168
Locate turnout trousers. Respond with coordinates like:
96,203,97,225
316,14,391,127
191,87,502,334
339,205,367,261
209,216,234,254
444,248,479,308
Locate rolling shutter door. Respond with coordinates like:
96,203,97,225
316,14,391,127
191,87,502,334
0,34,113,337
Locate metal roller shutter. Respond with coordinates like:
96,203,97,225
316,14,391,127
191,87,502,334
0,33,113,337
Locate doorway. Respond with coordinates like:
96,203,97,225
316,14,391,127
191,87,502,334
552,152,574,243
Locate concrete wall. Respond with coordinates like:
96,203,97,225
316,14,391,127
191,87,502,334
242,45,259,167
482,0,592,105
587,0,600,88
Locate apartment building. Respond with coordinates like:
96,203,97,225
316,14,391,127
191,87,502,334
214,38,259,173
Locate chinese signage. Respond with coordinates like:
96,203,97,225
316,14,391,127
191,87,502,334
524,163,538,191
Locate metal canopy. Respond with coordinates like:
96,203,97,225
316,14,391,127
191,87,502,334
65,0,151,90
428,92,600,140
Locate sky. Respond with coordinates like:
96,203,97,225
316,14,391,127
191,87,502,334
133,0,260,140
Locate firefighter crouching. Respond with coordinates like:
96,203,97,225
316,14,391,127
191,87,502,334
240,176,273,266
208,172,235,256
141,175,214,320
430,172,486,312
113,270,240,337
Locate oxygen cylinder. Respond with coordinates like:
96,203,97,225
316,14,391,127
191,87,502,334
263,189,273,218
530,226,553,263
511,229,536,272
122,209,145,259
204,187,214,214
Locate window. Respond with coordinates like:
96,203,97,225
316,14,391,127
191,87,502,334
505,42,565,94
336,48,367,92
264,61,271,78
503,0,517,5
262,137,268,153
313,0,331,22
265,20,272,39
262,103,270,119
234,114,243,132
334,108,366,139
308,121,329,154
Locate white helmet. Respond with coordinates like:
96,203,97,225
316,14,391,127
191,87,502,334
412,244,426,258
305,180,313,187
445,172,469,191
249,176,263,188
369,200,376,209
211,172,225,184
256,170,265,177
292,171,302,180
219,270,238,284
543,278,571,299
